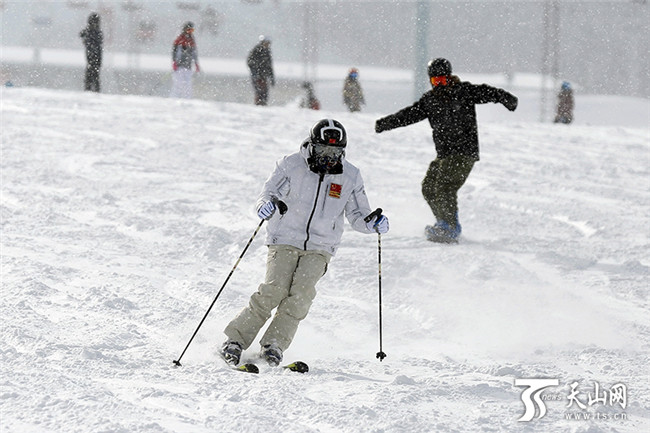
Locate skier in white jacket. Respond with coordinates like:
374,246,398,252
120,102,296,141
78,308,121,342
221,119,389,367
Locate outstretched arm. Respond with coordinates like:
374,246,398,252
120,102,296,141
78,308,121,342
375,99,428,133
471,84,518,111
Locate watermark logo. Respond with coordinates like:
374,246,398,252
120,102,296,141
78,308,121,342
566,381,627,410
515,378,560,421
515,378,628,422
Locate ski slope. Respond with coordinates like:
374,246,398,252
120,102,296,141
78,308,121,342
1,87,649,433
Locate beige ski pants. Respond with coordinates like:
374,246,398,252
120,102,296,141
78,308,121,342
224,245,331,351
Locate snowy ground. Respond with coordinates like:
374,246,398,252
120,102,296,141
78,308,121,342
1,87,649,433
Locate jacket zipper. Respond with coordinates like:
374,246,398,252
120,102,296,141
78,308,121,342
304,172,325,250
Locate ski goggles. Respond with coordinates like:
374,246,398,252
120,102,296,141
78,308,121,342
311,144,345,159
430,76,448,87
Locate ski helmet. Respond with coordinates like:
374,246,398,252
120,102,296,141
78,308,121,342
183,22,194,32
561,81,571,90
308,119,347,173
310,118,346,147
427,58,452,77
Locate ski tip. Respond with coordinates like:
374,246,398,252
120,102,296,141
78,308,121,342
283,361,309,373
236,363,259,374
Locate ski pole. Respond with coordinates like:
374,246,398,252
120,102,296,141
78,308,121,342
173,201,287,367
364,208,386,362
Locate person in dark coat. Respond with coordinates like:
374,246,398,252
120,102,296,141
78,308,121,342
375,58,518,243
554,81,574,124
247,35,275,106
79,13,103,92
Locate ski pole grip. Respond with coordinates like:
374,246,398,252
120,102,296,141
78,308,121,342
271,198,288,215
364,208,383,223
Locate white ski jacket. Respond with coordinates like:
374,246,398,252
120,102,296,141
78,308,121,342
257,142,375,256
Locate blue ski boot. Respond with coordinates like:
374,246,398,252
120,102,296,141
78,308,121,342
425,220,460,244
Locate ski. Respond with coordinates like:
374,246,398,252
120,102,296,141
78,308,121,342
233,363,260,374
221,352,309,374
282,361,309,373
229,361,309,374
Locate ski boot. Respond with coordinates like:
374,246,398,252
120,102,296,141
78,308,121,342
261,343,283,367
425,220,460,244
220,340,243,366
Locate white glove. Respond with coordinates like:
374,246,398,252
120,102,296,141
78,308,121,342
366,215,389,234
257,201,276,220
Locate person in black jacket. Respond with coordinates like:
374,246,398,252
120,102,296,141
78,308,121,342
79,13,103,92
375,58,518,243
247,35,275,105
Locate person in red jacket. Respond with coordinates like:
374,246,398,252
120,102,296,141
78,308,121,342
170,22,200,99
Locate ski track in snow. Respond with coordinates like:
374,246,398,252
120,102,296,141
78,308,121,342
1,88,649,433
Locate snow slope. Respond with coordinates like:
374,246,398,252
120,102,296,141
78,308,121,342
1,87,649,433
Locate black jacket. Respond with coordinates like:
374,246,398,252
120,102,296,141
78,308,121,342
80,22,103,67
247,42,274,81
376,77,517,160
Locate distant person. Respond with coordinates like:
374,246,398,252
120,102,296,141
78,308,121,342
247,35,275,106
300,81,320,110
375,58,518,244
170,22,200,99
343,68,365,112
79,13,103,92
554,81,574,124
220,119,389,367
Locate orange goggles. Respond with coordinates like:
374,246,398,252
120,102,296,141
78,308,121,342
430,76,448,87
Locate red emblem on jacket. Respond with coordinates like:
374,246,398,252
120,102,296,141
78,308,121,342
329,183,342,198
